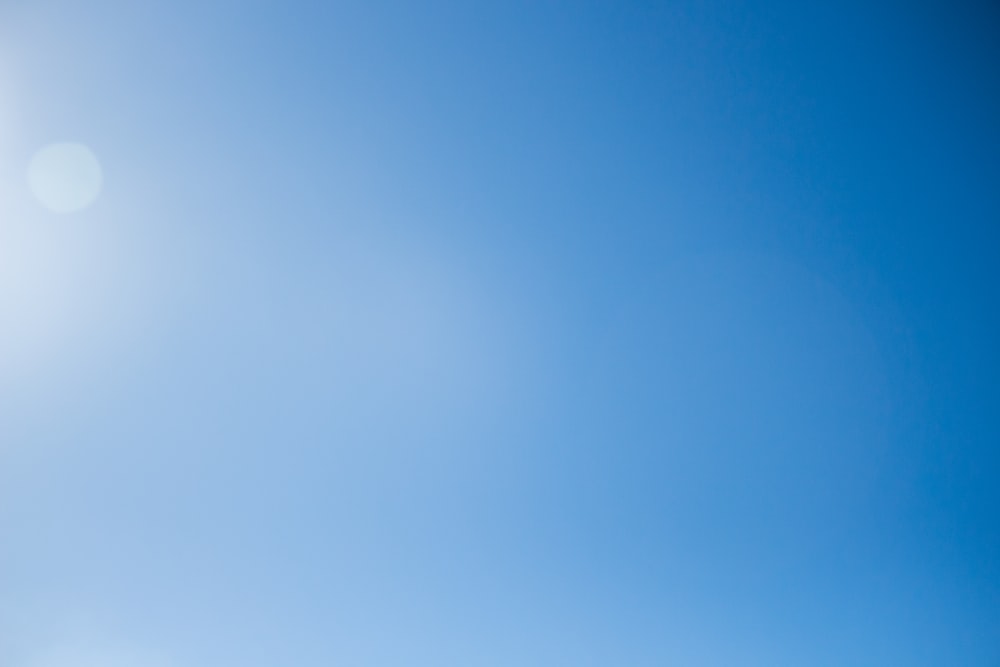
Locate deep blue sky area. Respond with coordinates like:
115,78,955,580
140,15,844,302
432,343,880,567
1,1,998,665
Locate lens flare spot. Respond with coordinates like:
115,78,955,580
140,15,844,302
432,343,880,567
27,143,103,213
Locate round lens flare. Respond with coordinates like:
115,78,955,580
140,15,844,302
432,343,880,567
27,142,103,213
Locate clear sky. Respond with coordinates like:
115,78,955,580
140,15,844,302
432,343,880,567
1,1,998,665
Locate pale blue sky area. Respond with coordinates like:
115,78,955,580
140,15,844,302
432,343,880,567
1,1,998,665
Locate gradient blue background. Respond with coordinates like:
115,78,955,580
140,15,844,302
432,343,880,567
1,1,998,664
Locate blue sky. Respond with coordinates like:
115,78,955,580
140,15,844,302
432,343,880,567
1,1,998,665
